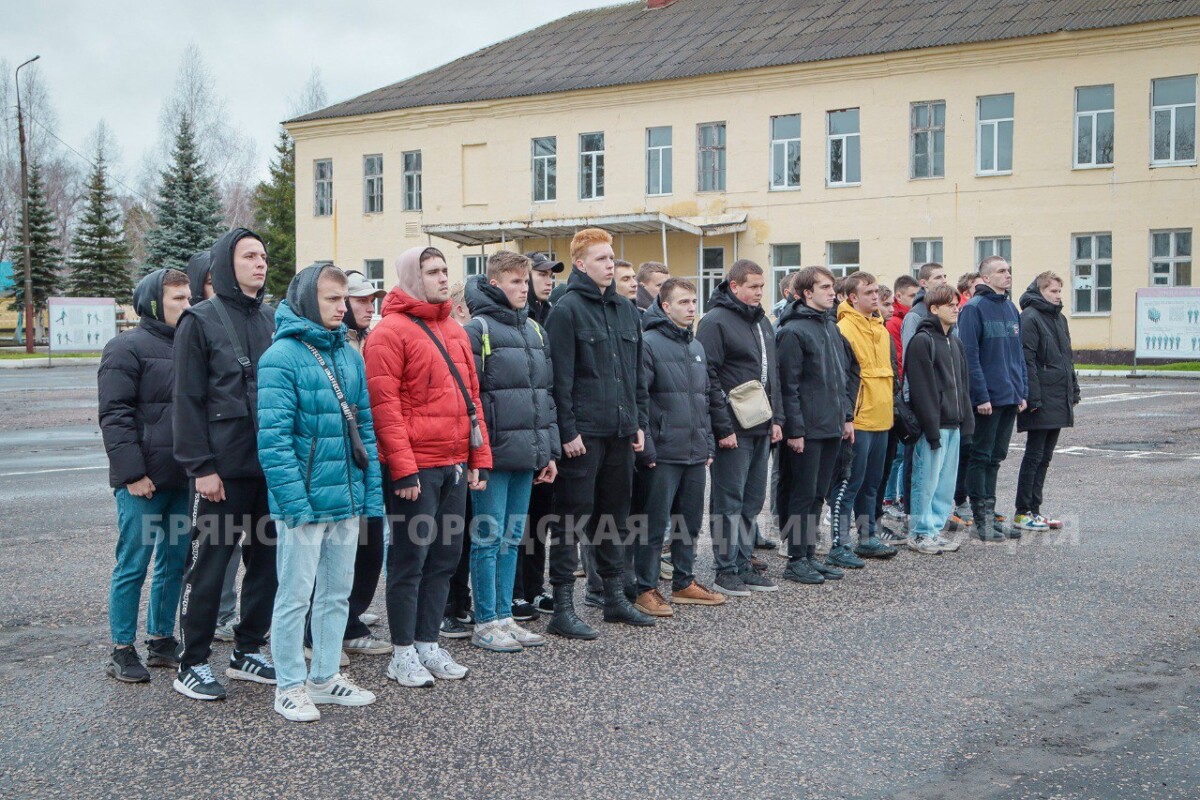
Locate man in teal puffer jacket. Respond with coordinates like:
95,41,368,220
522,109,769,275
258,264,384,722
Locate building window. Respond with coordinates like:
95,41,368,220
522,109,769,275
1075,85,1114,168
579,132,604,200
770,244,801,308
976,237,1012,267
532,137,557,202
977,94,1014,175
464,254,486,278
699,246,724,311
646,126,672,196
401,151,422,211
363,155,383,213
1072,234,1112,314
697,122,726,192
314,159,333,216
827,109,861,186
910,239,944,277
1151,76,1197,166
826,240,859,278
1151,229,1192,286
364,259,385,316
770,114,801,190
911,101,945,179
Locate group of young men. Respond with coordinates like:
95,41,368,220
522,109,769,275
97,224,1079,722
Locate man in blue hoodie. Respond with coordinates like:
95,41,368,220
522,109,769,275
258,264,383,722
956,256,1028,542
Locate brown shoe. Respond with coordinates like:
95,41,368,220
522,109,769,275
634,589,674,617
671,581,726,606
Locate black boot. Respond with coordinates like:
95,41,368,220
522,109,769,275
973,501,1004,541
602,577,655,627
546,585,598,640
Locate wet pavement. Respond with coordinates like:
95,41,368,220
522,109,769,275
0,367,1197,799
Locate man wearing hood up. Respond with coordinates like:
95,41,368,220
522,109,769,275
99,268,193,683
258,264,383,722
364,245,491,688
186,250,215,306
172,228,279,701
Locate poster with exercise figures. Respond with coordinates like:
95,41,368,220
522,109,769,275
48,297,118,352
1135,287,1200,360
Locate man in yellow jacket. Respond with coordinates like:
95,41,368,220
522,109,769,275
834,272,899,560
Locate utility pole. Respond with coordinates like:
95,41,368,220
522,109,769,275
16,55,41,353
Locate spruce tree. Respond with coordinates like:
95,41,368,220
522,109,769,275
144,113,223,273
253,129,296,299
66,151,133,303
9,161,63,316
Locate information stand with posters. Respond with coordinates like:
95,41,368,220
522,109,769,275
48,297,118,354
1134,287,1200,366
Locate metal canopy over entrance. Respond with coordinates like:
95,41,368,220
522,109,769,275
422,211,747,247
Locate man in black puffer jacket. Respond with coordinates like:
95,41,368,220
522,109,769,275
632,278,725,615
1014,272,1079,532
173,228,278,701
99,268,193,683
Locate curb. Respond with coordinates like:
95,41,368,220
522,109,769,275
0,357,101,369
1078,369,1200,379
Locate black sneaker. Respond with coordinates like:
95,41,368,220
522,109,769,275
107,646,150,683
227,650,276,684
173,663,226,700
826,545,866,569
854,537,898,559
808,558,844,581
532,593,555,614
753,536,778,551
713,572,751,597
145,636,181,669
750,555,769,574
878,528,907,546
782,559,824,585
453,608,474,625
511,599,540,622
739,569,779,592
583,590,605,608
439,616,470,639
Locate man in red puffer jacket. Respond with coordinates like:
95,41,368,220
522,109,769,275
365,245,492,689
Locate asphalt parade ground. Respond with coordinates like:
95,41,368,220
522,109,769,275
1,366,1197,799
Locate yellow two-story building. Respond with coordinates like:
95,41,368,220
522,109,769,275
286,0,1200,355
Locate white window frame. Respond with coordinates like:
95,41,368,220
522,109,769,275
910,239,944,277
402,150,422,212
826,109,861,187
579,132,605,200
363,154,383,214
975,237,1013,268
313,159,333,217
1150,75,1198,167
826,240,860,278
769,244,801,308
646,126,672,196
697,122,726,192
1150,229,1192,287
1074,85,1115,169
976,94,1014,176
1071,233,1112,316
464,254,487,278
364,259,385,317
698,246,725,312
911,101,946,179
769,114,801,190
531,137,557,203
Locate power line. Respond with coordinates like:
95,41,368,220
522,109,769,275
24,113,156,205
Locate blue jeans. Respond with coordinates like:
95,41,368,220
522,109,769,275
271,517,360,689
910,430,961,538
109,487,190,645
883,442,907,503
470,470,534,624
835,429,888,544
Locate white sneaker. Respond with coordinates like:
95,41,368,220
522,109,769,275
418,645,470,680
274,686,320,722
306,672,376,706
471,621,522,653
387,647,435,688
213,617,238,643
932,533,961,552
305,646,350,667
884,504,906,521
906,536,943,555
342,635,392,655
499,618,546,648
358,612,380,627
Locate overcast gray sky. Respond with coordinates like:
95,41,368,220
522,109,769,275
5,0,624,187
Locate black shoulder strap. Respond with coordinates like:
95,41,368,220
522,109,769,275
407,315,478,422
211,296,252,379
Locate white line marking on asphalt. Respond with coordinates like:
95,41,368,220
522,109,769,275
1078,391,1195,405
1010,444,1200,460
0,466,107,477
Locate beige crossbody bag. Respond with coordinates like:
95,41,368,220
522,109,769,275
726,321,773,428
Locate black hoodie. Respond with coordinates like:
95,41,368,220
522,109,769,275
775,299,858,441
186,250,213,306
98,269,187,489
905,314,974,446
639,300,719,466
545,268,648,441
173,228,277,479
694,280,784,439
1017,279,1079,432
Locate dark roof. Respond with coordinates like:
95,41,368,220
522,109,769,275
291,0,1200,123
